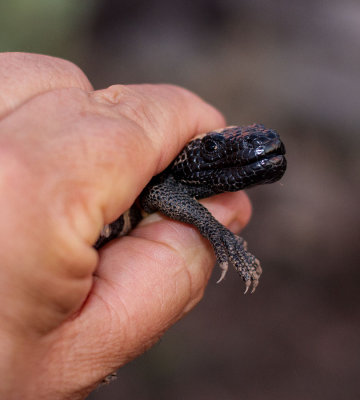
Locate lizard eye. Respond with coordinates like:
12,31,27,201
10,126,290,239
203,139,218,152
200,134,225,161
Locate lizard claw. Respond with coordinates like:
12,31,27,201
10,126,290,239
216,262,229,283
244,279,251,294
213,230,263,292
250,259,262,293
245,258,262,294
250,279,259,294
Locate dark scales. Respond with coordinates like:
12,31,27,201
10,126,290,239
95,124,286,293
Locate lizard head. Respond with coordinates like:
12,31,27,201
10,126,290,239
171,124,287,194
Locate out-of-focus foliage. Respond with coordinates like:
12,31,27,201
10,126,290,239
0,0,96,56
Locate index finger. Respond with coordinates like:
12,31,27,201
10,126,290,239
88,83,226,219
0,77,226,311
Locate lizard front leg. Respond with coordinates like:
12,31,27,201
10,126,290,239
140,180,262,293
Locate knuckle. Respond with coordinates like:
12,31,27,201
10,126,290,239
93,84,158,130
1,52,92,91
90,84,128,105
40,55,93,91
91,85,161,145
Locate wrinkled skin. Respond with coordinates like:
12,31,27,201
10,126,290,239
0,53,252,400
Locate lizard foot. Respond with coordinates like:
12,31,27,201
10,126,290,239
214,230,262,293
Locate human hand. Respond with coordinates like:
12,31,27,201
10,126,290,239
0,52,252,399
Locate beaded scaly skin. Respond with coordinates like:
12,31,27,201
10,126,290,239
95,124,287,293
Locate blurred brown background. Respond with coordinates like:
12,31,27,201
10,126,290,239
1,0,359,399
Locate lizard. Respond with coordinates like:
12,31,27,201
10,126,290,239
94,124,287,293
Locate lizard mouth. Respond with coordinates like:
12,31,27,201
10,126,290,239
245,139,286,166
239,141,287,186
221,139,286,189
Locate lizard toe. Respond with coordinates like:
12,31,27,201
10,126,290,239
216,261,229,283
